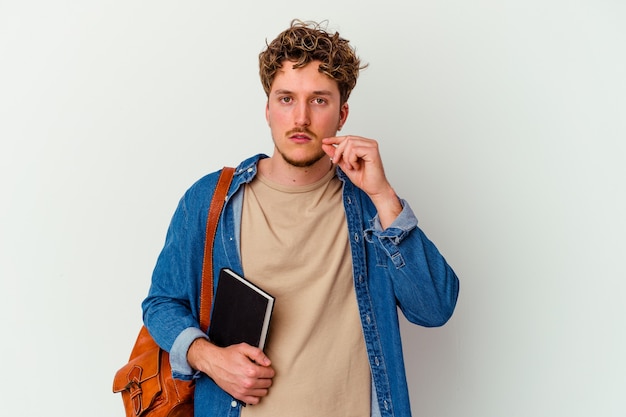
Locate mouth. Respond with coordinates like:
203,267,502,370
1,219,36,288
288,130,314,143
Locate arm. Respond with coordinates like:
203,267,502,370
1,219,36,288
322,135,458,325
142,187,208,363
368,200,459,326
141,175,275,402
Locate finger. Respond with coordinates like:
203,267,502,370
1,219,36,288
348,155,361,170
234,369,274,404
321,143,337,160
322,136,347,160
240,393,267,406
239,343,272,367
234,389,269,406
322,136,344,145
339,140,357,170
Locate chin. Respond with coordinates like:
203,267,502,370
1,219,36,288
281,151,327,168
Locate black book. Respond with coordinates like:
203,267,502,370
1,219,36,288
208,268,275,350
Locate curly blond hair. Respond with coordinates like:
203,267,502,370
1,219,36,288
259,20,367,105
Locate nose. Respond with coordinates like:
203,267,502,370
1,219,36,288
294,102,310,127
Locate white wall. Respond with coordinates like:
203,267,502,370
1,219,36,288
1,1,624,416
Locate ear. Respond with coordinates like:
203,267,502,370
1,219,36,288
265,101,270,126
338,102,349,131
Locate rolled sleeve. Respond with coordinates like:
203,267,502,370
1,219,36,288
369,199,418,237
365,200,420,268
170,327,209,380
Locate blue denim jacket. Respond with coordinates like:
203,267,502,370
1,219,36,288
142,154,459,416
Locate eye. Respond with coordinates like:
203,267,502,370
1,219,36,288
279,96,292,104
312,97,327,105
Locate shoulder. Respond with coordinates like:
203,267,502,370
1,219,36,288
181,153,268,205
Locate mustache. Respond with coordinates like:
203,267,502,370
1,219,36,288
286,128,317,139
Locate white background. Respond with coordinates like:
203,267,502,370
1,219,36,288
1,1,625,416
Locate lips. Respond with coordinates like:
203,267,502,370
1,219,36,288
288,131,314,143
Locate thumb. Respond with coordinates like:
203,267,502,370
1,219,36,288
241,344,271,366
321,143,336,160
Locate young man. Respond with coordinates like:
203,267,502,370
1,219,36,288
142,20,459,416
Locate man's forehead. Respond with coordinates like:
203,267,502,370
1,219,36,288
272,61,338,90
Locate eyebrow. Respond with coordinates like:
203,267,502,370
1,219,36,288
273,89,335,97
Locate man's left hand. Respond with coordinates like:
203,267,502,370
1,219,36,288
322,135,402,229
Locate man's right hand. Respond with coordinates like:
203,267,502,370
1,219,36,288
187,337,275,405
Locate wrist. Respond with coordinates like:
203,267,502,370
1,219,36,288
187,337,213,372
371,187,402,230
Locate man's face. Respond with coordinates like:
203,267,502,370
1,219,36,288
266,60,348,168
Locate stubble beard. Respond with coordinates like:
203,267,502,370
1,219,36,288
277,147,327,168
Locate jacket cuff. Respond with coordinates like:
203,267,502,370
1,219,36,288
370,199,418,237
170,327,209,380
